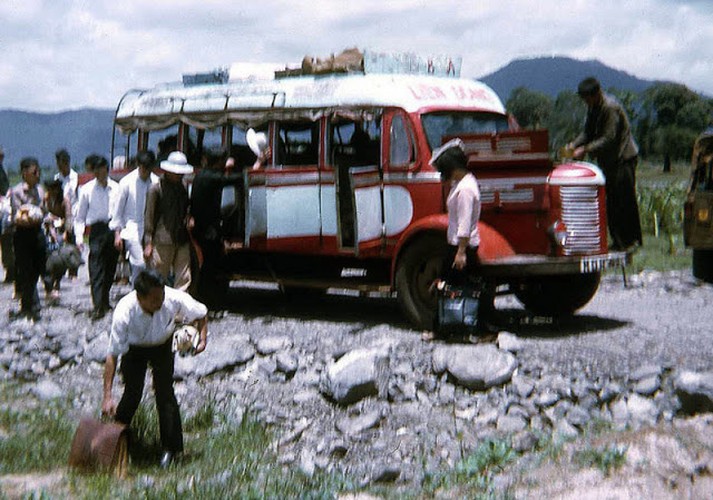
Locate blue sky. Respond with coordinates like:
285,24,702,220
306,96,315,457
1,0,711,111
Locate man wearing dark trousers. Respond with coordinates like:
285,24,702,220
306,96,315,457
190,147,227,311
75,155,119,320
9,157,46,321
101,269,208,468
0,146,16,285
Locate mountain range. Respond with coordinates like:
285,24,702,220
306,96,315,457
479,55,657,100
0,56,659,172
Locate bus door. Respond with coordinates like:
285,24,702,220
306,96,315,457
329,118,384,255
381,111,421,250
246,120,322,253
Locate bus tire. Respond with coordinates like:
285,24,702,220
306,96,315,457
692,249,713,282
395,234,447,330
514,272,601,316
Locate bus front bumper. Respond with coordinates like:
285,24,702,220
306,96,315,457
479,251,631,277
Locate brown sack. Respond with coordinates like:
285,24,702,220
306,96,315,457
68,417,129,478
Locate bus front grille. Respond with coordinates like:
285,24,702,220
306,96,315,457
560,186,601,255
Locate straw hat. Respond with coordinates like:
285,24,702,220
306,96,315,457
160,151,193,175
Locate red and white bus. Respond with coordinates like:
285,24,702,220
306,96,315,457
112,52,627,328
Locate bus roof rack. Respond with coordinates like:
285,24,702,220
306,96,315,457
182,68,229,86
273,48,462,79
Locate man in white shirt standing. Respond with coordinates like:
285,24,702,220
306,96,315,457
101,268,208,468
111,150,159,285
54,148,78,210
75,155,119,320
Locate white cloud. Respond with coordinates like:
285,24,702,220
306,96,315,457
0,0,712,111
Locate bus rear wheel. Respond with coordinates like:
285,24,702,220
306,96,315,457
395,235,447,330
692,249,713,282
514,273,601,316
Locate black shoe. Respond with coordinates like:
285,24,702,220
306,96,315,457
159,451,177,469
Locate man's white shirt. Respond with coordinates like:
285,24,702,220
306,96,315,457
109,169,159,242
74,178,119,237
108,286,207,356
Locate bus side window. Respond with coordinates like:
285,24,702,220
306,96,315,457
390,114,414,168
277,122,319,167
331,119,381,168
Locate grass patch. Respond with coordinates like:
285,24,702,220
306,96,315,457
0,389,354,499
422,437,516,497
573,443,627,476
0,398,75,473
625,234,691,273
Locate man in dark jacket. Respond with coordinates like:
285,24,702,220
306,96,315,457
568,77,643,251
190,147,227,309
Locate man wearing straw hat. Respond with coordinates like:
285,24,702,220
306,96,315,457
143,151,194,291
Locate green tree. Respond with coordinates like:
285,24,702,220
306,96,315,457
506,87,553,130
640,83,712,165
546,90,586,152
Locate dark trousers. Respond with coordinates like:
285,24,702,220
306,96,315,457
88,222,119,311
1,231,14,282
195,234,224,309
115,339,183,453
604,157,643,250
13,227,46,315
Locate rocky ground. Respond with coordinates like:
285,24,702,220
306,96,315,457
1,264,713,497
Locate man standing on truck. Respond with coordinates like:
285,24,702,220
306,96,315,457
568,77,643,251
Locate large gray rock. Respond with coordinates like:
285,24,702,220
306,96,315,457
432,345,517,390
633,375,660,396
320,347,390,405
496,331,525,353
256,335,292,355
275,352,299,377
336,410,382,436
627,393,659,426
84,336,109,364
175,337,256,379
674,371,713,415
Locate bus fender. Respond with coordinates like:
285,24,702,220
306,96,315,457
391,216,516,283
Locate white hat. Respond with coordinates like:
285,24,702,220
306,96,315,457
160,151,194,175
429,138,465,166
246,128,268,156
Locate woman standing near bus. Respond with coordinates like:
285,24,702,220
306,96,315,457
429,138,496,336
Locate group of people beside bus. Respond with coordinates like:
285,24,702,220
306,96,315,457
0,149,81,321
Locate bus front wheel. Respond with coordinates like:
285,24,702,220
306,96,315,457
395,235,447,330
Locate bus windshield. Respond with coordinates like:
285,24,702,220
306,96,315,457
421,111,510,150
